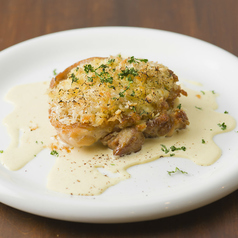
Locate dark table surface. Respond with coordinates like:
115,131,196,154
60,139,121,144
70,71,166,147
0,0,238,237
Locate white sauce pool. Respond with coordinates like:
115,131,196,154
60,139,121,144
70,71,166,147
0,81,236,196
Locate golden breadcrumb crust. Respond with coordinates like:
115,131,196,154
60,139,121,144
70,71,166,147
48,55,188,147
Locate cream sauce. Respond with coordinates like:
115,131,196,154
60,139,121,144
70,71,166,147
0,81,236,196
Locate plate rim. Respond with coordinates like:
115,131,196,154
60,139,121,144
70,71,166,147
0,26,238,223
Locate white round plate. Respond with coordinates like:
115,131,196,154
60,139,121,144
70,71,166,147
0,27,238,223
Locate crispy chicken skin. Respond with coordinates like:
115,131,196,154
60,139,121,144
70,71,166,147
48,55,189,156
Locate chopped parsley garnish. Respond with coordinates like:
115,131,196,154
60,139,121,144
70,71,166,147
177,104,181,109
0,150,3,153
87,77,94,82
84,64,114,85
127,76,133,82
161,145,186,154
170,145,186,152
224,111,229,114
118,67,138,78
98,64,108,70
36,141,43,144
218,122,227,130
50,150,59,157
107,59,115,64
84,64,95,73
161,144,170,154
117,68,137,97
105,76,113,84
138,58,148,63
195,106,202,110
128,56,148,64
119,83,131,97
167,167,188,176
201,91,205,95
140,110,147,116
70,73,79,83
119,91,125,97
212,90,215,94
131,91,135,97
202,139,206,144
131,106,136,112
128,56,136,63
53,69,57,76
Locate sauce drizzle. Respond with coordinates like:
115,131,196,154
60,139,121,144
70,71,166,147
0,81,236,196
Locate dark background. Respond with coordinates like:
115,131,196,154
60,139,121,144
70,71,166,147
0,0,238,237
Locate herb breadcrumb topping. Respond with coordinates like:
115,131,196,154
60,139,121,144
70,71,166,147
48,55,186,128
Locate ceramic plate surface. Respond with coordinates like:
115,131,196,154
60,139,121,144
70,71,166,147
0,27,238,223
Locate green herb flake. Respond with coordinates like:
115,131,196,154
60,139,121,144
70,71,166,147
105,76,113,84
108,85,115,89
127,76,133,82
70,73,79,83
218,122,227,130
98,64,108,70
119,92,125,97
0,150,3,153
212,90,215,94
224,111,229,114
107,59,115,64
131,91,135,97
87,77,94,82
128,56,148,64
170,153,175,157
177,104,181,109
53,69,57,76
128,56,136,63
167,167,188,176
140,110,147,116
131,106,136,112
118,67,138,78
50,150,59,157
195,106,202,110
201,91,205,95
202,139,206,144
138,58,148,63
161,144,170,154
170,146,186,152
84,64,95,73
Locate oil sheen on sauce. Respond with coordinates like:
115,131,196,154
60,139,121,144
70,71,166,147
0,81,236,196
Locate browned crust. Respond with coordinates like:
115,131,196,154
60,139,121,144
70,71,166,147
143,109,189,138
